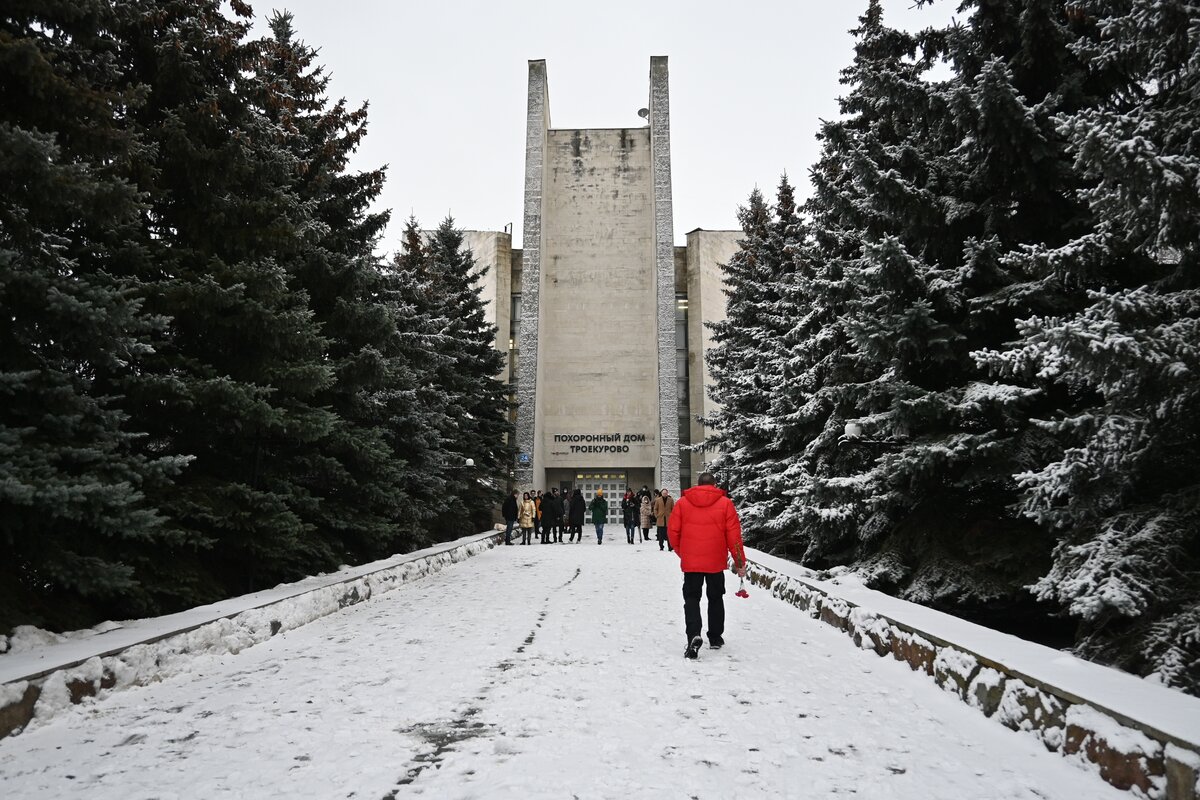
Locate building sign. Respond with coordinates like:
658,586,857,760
517,452,530,464
551,432,653,455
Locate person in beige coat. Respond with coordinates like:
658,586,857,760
518,491,536,545
639,495,655,546
652,489,675,552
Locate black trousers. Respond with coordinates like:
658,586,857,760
657,526,672,551
683,571,725,643
521,526,533,545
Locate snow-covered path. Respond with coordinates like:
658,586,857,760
0,528,1125,799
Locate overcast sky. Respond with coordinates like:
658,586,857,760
249,1,959,252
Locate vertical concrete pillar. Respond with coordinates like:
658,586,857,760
650,56,680,495
686,230,739,480
461,231,512,372
516,60,548,490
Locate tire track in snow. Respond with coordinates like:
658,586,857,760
381,562,583,796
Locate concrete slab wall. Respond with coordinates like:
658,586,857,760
745,550,1200,800
0,532,503,741
538,127,658,473
461,231,512,376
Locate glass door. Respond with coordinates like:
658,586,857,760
575,472,627,525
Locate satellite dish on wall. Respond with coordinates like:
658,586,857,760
637,108,650,119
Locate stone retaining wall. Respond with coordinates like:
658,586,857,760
0,531,501,741
747,559,1200,800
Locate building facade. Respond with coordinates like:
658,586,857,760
464,58,738,519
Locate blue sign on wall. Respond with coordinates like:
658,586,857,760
517,453,530,465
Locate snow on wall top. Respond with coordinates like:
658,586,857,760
747,547,1200,748
0,532,498,687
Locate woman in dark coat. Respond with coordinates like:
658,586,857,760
568,488,586,543
621,490,639,544
501,491,519,545
544,488,564,543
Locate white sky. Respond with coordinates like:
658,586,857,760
248,1,959,253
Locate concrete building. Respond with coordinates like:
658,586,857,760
464,58,738,520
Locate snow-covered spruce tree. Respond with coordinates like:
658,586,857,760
255,12,413,563
704,178,807,551
423,218,513,539
117,0,341,604
0,0,188,629
381,219,473,545
833,0,1119,614
704,188,783,531
746,176,812,549
775,1,1113,624
976,0,1200,692
770,0,942,571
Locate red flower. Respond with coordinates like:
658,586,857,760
735,588,750,598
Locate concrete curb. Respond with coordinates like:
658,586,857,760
746,557,1200,800
0,531,502,740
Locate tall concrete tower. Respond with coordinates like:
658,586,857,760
513,57,680,496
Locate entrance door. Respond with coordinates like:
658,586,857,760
576,472,627,525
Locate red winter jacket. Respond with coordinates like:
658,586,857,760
667,484,746,574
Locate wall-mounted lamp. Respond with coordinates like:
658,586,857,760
839,421,900,449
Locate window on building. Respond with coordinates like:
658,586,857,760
676,293,692,489
509,294,522,381
508,294,521,423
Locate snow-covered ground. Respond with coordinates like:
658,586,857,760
0,526,1128,799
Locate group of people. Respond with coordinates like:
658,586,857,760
500,473,748,661
501,485,677,548
501,487,575,545
618,486,675,548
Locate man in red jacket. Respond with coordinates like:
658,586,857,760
667,472,747,659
